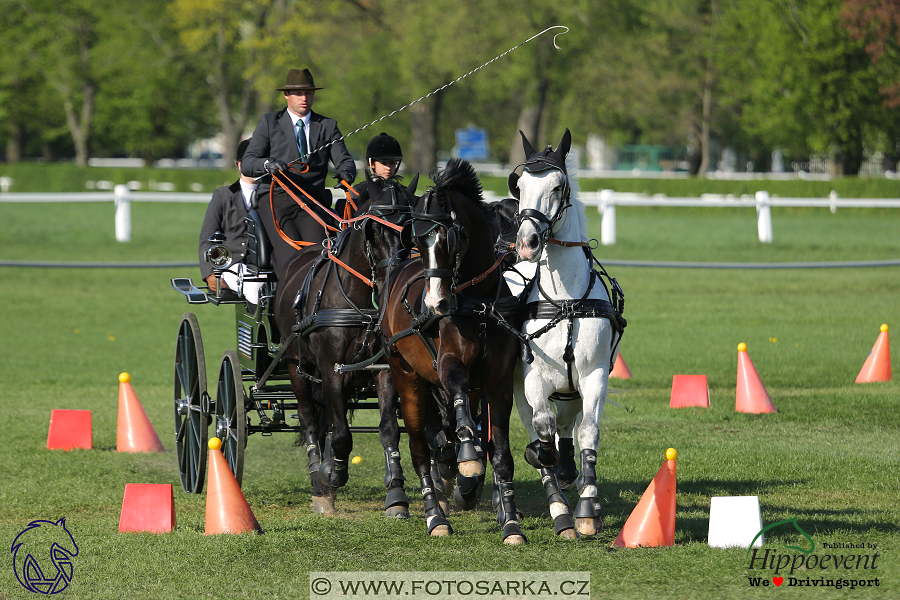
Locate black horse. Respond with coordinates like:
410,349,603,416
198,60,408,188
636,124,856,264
273,175,418,516
381,159,525,542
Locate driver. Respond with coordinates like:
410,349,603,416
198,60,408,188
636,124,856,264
241,68,356,275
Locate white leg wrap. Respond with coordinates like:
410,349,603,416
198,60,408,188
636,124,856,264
549,501,569,520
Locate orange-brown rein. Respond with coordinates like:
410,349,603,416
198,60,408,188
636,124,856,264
269,168,405,288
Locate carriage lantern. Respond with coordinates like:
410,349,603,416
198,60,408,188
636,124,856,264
204,231,233,269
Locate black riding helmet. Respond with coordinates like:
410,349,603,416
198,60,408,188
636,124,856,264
366,132,403,163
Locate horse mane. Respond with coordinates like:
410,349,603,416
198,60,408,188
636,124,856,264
430,158,484,204
565,152,588,241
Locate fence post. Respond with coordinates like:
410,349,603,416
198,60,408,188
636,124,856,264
114,184,132,242
755,190,772,243
600,189,617,246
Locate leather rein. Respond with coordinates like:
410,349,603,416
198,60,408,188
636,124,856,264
269,167,406,288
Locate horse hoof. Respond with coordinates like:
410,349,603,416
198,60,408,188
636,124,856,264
439,499,450,515
385,505,410,519
503,535,526,546
430,525,451,537
575,517,598,536
312,496,336,516
557,527,579,540
458,459,484,478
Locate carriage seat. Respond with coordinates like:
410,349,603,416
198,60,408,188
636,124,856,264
243,203,274,275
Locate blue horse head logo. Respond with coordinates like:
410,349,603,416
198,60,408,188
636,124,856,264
11,518,79,594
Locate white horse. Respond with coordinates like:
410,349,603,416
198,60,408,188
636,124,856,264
508,129,625,538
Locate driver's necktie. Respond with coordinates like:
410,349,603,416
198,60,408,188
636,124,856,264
297,120,307,157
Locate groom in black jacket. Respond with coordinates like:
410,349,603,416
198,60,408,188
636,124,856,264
242,68,356,274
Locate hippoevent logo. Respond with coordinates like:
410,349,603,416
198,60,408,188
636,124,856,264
746,517,881,590
11,518,79,594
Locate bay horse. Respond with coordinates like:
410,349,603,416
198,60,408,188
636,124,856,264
273,175,418,516
509,129,626,538
380,159,525,543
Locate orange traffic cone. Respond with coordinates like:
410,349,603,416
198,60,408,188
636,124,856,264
612,448,677,548
855,324,891,383
205,437,262,534
117,373,165,452
610,352,632,379
735,343,776,414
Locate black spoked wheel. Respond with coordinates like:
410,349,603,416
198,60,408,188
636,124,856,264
215,350,247,486
174,313,209,493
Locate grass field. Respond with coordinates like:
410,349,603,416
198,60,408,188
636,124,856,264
0,197,898,599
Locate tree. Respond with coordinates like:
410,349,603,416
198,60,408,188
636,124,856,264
717,0,892,174
11,0,113,166
842,0,900,108
841,0,900,167
0,1,49,161
171,0,283,168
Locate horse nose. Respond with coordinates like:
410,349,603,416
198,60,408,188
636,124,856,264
517,231,539,260
424,293,450,315
434,298,450,315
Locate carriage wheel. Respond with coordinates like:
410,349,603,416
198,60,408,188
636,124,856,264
215,350,247,486
174,313,209,494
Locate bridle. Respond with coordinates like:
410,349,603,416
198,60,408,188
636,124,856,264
410,189,465,292
510,157,585,253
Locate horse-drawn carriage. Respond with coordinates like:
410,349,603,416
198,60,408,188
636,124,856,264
170,185,394,494
169,130,627,543
172,191,302,493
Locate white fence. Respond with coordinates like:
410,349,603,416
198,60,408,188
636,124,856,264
578,190,900,245
3,187,900,245
0,186,347,242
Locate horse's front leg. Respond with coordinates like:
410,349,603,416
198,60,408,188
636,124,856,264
572,361,610,537
554,399,581,490
317,367,352,492
393,368,452,537
375,370,409,518
486,373,526,545
518,361,578,539
520,361,559,469
288,362,335,515
437,353,484,479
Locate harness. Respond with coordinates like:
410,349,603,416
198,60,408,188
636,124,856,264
336,189,518,374
510,153,627,399
284,185,414,378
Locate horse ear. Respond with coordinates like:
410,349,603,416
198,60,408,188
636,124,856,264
519,130,536,159
400,222,413,251
557,128,572,158
406,173,419,195
507,172,520,199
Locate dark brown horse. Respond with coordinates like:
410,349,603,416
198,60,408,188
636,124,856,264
273,175,417,516
381,159,525,543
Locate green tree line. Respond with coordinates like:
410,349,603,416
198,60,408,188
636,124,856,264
2,0,898,176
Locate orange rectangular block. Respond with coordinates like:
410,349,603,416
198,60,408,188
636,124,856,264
47,409,92,450
119,483,176,533
670,375,710,408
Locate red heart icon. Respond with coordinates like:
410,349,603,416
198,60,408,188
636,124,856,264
773,577,784,586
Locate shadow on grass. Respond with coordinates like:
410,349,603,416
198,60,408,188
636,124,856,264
511,475,898,544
